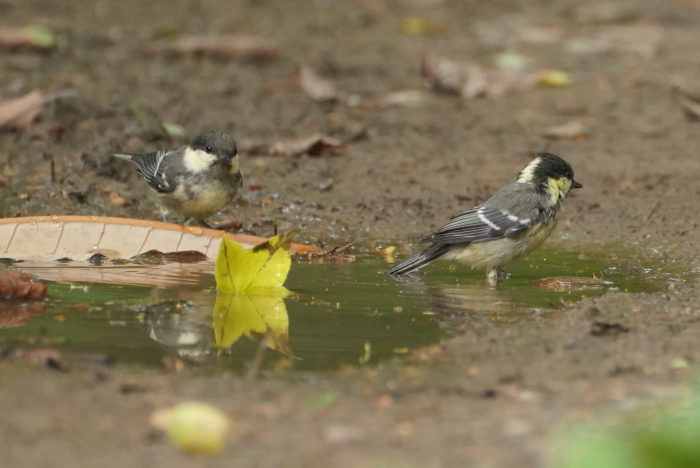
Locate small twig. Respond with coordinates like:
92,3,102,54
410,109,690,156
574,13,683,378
644,201,661,221
245,330,272,381
42,89,78,102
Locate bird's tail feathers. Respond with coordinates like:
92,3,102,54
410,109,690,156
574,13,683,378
387,244,450,276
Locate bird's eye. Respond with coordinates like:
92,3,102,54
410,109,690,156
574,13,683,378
205,145,213,152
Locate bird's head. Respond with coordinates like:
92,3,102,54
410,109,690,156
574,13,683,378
184,132,238,173
517,152,582,202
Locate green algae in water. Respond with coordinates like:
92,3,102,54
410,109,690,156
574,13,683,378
0,248,668,371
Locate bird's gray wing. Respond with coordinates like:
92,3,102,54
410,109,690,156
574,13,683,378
113,150,175,193
421,184,541,245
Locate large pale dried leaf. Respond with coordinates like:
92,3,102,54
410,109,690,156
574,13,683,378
0,26,56,51
0,90,43,129
540,120,590,140
146,35,279,61
299,64,339,102
239,134,349,157
0,215,317,263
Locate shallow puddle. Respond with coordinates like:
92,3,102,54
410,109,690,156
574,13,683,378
0,248,673,371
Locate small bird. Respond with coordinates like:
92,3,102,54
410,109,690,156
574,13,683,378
114,131,242,224
388,152,582,286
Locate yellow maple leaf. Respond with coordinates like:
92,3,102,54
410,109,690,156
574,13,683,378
215,230,297,294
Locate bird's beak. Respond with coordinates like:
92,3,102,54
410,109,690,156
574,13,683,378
572,180,583,189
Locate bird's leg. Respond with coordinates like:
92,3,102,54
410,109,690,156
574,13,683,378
184,218,213,229
160,209,171,223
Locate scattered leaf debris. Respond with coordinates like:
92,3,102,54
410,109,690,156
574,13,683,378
299,64,340,102
0,271,47,300
421,53,571,100
146,35,279,62
239,134,351,157
306,243,356,264
0,26,57,51
531,276,611,292
540,120,590,140
0,90,44,130
131,250,208,264
675,87,700,121
590,321,631,336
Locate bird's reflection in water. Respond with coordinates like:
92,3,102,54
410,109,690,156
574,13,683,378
395,273,532,322
143,291,292,364
144,300,214,362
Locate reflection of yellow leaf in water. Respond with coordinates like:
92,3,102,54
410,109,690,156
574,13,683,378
215,231,297,293
212,292,293,356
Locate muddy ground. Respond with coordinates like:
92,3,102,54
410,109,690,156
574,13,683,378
1,0,700,467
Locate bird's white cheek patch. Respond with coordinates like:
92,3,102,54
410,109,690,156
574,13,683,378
229,155,239,174
183,147,216,173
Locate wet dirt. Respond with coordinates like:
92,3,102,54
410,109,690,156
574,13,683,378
1,0,700,467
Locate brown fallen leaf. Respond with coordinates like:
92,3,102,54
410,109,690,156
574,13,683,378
239,134,350,157
145,35,279,61
531,276,611,292
0,90,43,130
0,301,45,328
421,54,542,99
675,87,700,121
540,120,590,140
590,321,630,336
421,53,466,95
21,348,62,369
130,249,209,264
299,64,339,102
0,26,57,51
375,89,433,108
108,191,127,207
305,243,356,264
0,271,47,300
